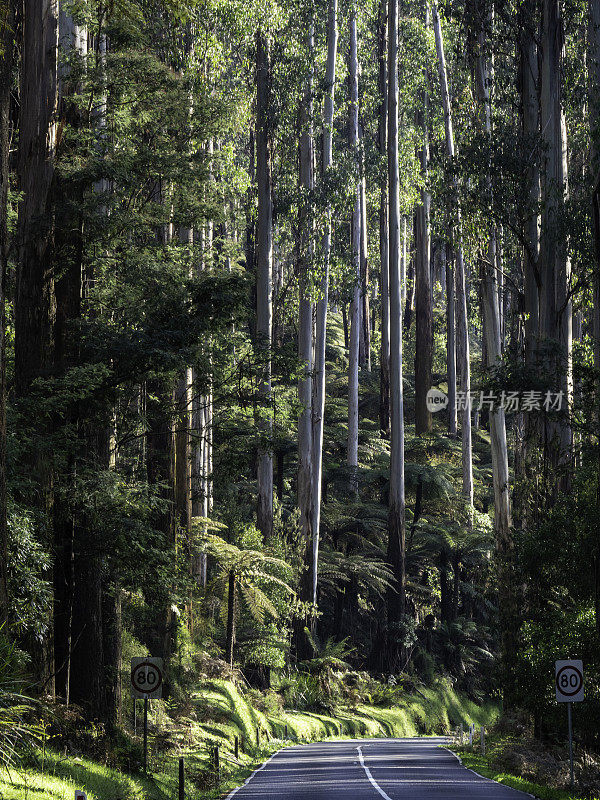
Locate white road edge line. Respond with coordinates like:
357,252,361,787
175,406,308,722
444,746,536,799
357,745,394,800
224,746,283,800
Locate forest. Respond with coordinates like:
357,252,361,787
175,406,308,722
1,0,600,797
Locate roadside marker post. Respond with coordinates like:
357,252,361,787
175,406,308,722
480,726,485,756
131,657,164,775
178,756,184,800
143,697,148,773
555,659,584,791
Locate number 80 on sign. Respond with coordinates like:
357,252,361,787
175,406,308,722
131,657,163,699
555,659,584,703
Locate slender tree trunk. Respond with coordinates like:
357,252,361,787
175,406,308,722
414,5,432,434
296,18,315,659
378,0,390,436
359,173,371,371
311,0,338,606
256,31,274,540
446,242,457,435
386,0,406,667
347,3,361,495
432,0,473,502
225,570,236,667
521,4,541,370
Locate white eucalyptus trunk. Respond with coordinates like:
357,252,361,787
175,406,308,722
432,0,473,502
311,0,338,605
379,0,390,434
387,0,406,631
256,30,274,540
474,12,511,541
298,20,315,605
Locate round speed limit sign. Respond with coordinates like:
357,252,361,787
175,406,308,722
555,659,584,703
131,657,163,699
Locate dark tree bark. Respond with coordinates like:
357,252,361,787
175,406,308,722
145,379,176,663
16,0,60,693
225,569,236,667
0,0,13,631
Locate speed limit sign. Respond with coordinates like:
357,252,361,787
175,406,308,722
131,657,164,699
555,659,584,703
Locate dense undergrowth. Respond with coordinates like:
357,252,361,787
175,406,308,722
0,677,498,799
453,722,600,800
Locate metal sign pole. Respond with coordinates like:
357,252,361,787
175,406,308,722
134,699,137,735
143,697,148,773
568,701,574,790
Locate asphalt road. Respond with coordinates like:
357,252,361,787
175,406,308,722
226,737,532,800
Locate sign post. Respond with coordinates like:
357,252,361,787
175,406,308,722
131,657,163,774
555,659,584,791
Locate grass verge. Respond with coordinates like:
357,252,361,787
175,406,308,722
0,681,499,799
454,745,600,800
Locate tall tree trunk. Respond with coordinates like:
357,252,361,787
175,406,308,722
414,5,432,435
517,9,540,523
15,0,59,690
145,379,176,663
386,0,406,668
590,0,600,609
446,241,457,436
521,1,541,370
473,5,515,706
16,0,58,395
540,0,573,481
432,0,473,502
296,17,315,660
311,0,338,607
359,173,371,371
0,0,12,631
256,31,274,540
347,3,361,495
378,0,390,436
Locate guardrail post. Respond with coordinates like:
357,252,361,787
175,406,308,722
178,756,184,800
480,726,485,755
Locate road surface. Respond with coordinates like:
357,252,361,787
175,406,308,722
226,736,531,800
